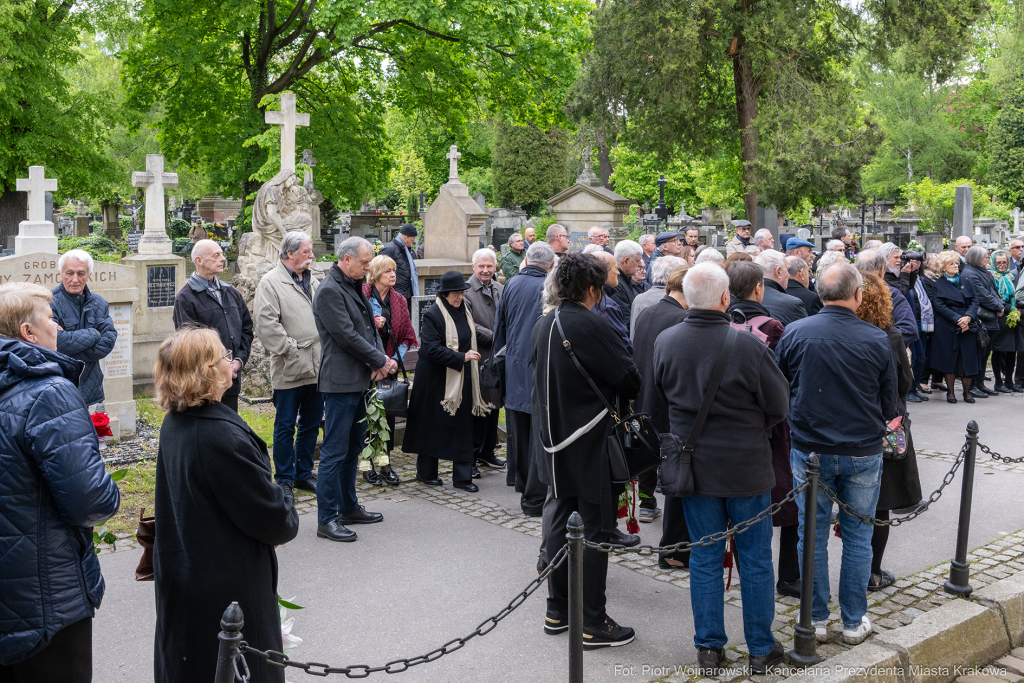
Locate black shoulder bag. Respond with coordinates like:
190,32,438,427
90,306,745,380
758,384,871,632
554,308,661,483
479,345,506,390
659,326,738,497
376,353,410,418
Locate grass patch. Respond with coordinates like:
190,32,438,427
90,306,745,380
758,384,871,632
136,397,166,426
239,407,275,446
498,408,505,426
104,459,157,537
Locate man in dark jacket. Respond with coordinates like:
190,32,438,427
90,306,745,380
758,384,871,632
0,284,120,680
51,250,117,406
609,239,643,332
173,240,253,412
591,250,632,353
785,256,823,315
379,224,420,307
777,262,897,648
645,231,682,285
313,237,395,542
878,242,919,297
654,263,790,676
755,249,807,326
493,241,554,515
464,248,506,470
854,249,919,347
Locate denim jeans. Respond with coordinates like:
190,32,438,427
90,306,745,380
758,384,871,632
318,392,367,525
682,494,777,657
791,448,882,629
271,383,324,485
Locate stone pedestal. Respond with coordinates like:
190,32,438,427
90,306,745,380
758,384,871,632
75,215,90,238
414,259,474,298
197,195,243,222
102,204,121,240
954,185,974,238
14,221,58,255
422,183,488,262
120,253,187,394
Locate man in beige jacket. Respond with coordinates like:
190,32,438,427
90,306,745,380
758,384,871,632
253,231,323,507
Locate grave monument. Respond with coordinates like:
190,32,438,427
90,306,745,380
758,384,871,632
953,185,973,239
14,166,58,255
301,149,328,256
545,151,632,238
75,200,90,238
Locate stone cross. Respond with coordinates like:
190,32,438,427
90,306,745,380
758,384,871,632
14,166,59,254
16,166,57,223
132,154,178,254
446,145,462,183
1014,207,1021,234
265,93,310,174
301,149,317,190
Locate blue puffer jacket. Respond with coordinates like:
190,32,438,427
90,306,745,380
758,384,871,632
50,284,117,406
0,337,120,665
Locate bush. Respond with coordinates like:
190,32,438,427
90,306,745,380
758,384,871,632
899,178,1012,237
317,254,338,262
57,236,127,263
168,218,190,239
119,216,133,235
532,212,558,241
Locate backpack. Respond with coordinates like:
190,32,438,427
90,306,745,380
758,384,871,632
729,310,772,345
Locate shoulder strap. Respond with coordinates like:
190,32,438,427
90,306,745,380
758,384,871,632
554,306,619,423
684,326,738,453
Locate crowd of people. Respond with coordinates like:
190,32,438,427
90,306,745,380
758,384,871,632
1,217,1014,680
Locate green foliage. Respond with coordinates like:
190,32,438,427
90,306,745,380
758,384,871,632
119,216,133,235
168,218,191,240
463,167,495,201
316,254,339,262
493,123,570,215
989,81,1024,207
361,389,391,465
58,236,126,263
405,193,419,217
609,143,743,213
900,178,1011,236
532,213,558,241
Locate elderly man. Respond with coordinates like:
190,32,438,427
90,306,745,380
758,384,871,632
379,224,420,310
631,255,684,333
753,228,774,252
877,242,919,297
610,240,644,330
494,241,556,516
1010,240,1024,277
313,236,395,542
524,227,537,245
695,248,725,267
655,264,790,676
785,256,823,315
546,223,570,257
0,283,120,681
253,232,322,508
954,235,973,266
500,232,526,280
589,250,632,353
854,250,918,347
639,233,656,267
755,250,807,326
464,248,506,472
785,237,817,291
726,219,759,256
588,226,614,254
684,226,701,249
173,239,253,412
646,231,682,285
50,249,117,407
833,225,857,259
777,262,897,647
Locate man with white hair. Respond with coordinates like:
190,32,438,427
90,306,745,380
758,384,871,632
588,226,613,254
695,248,725,266
755,249,807,326
654,262,790,676
877,241,919,297
631,255,684,333
639,233,656,267
753,228,774,252
464,248,506,472
51,249,117,407
610,240,644,330
500,232,526,280
173,239,254,412
785,255,823,315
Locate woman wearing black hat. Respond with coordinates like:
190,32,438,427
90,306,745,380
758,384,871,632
403,271,495,491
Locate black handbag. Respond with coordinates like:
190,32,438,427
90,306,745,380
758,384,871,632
977,306,997,322
554,308,661,483
479,345,505,390
375,353,410,418
660,327,738,497
968,319,990,348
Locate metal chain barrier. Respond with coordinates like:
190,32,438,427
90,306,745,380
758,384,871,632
230,544,570,680
582,479,810,555
978,442,1024,464
817,441,969,527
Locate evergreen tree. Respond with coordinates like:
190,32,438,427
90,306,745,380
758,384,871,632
989,81,1024,207
492,123,569,215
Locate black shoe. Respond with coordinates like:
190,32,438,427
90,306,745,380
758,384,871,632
905,392,923,403
946,394,957,404
983,385,999,396
997,384,1014,394
868,569,896,591
748,642,785,675
931,381,947,391
658,557,689,570
476,454,506,469
416,476,444,486
453,481,479,492
471,466,481,479
776,578,801,598
1014,384,1024,393
280,482,295,508
317,519,357,542
522,508,543,518
970,387,989,398
379,468,401,486
697,647,725,676
294,474,317,493
362,469,382,485
986,374,993,381
544,611,568,635
340,505,383,525
537,556,548,574
582,616,634,650
608,528,641,547
963,393,976,404
917,385,933,394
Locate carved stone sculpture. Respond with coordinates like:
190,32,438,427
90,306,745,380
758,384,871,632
237,170,313,276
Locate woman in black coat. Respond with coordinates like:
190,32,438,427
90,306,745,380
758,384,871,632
153,326,299,683
929,251,981,403
987,250,1021,392
404,271,493,492
962,246,1006,395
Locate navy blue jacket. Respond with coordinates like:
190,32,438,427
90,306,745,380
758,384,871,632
777,306,898,457
50,284,117,406
494,265,547,413
889,285,920,346
0,337,120,665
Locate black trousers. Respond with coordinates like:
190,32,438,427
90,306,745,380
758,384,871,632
637,467,658,510
506,409,546,514
0,618,92,683
544,494,610,626
416,455,472,484
658,496,691,563
1016,352,1024,385
472,411,500,461
221,393,239,412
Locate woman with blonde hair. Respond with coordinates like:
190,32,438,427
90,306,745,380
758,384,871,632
153,324,298,683
929,250,980,403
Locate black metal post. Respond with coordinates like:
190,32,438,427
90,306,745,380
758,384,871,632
214,602,244,683
945,421,979,597
567,512,585,683
789,453,822,667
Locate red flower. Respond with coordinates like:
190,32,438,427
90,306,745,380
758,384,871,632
617,505,627,519
91,412,112,438
626,519,640,535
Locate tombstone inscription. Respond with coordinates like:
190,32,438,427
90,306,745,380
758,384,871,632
147,265,177,307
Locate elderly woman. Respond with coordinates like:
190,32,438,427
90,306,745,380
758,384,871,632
153,325,299,683
914,254,942,395
679,245,696,266
361,254,418,485
856,274,922,589
989,250,1022,392
929,251,980,403
403,271,493,492
961,246,1007,396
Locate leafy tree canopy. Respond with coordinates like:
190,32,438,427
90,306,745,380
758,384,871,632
492,122,569,215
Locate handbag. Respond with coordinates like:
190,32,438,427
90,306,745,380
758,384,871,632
376,353,410,418
977,306,997,322
968,319,991,348
553,308,661,483
479,345,505,390
135,508,156,581
882,414,909,461
660,327,738,497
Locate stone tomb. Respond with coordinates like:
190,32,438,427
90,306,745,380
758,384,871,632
120,252,186,393
422,146,488,262
545,158,633,234
0,254,139,437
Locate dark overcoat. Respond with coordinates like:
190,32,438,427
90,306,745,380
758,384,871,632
493,265,547,413
463,275,504,407
877,326,923,511
633,295,687,431
761,279,807,326
154,402,299,683
929,276,981,376
402,299,477,462
962,263,1006,332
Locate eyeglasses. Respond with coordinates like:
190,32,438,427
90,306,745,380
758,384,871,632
220,350,233,363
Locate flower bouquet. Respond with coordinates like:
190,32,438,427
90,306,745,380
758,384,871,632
617,480,640,535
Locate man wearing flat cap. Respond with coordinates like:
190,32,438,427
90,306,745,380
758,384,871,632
645,231,682,285
726,220,760,256
785,238,817,292
380,224,420,312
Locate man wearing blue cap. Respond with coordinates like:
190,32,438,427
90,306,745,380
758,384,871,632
786,238,817,292
645,232,681,285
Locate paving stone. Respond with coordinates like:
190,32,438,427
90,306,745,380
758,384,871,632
976,572,1024,648
782,643,902,683
996,656,1024,676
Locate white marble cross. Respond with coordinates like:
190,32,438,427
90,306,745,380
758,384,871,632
132,154,178,253
265,93,310,174
447,145,461,183
16,166,57,222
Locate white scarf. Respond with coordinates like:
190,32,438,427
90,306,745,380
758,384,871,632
437,297,493,417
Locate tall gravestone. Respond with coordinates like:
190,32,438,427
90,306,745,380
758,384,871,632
953,185,974,238
14,166,58,255
417,145,476,304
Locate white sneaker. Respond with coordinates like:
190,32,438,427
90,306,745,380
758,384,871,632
813,620,828,643
842,615,872,645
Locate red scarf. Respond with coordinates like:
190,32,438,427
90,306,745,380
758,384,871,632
362,284,418,358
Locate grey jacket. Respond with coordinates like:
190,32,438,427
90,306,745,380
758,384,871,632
313,264,387,394
253,262,321,390
463,275,503,407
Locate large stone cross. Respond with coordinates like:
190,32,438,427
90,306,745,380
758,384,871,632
446,145,462,183
16,166,57,223
132,154,178,254
266,93,310,174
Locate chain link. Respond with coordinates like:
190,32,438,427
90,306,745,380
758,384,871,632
232,544,570,679
583,479,810,555
979,442,1024,464
818,442,969,527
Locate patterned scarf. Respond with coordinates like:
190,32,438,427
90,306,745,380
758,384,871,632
914,278,934,332
992,267,1016,308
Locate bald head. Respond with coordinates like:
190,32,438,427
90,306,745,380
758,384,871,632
546,224,568,254
594,250,618,288
191,239,225,279
818,261,863,310
955,236,973,257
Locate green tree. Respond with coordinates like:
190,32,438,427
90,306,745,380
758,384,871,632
989,81,1024,206
492,122,569,215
